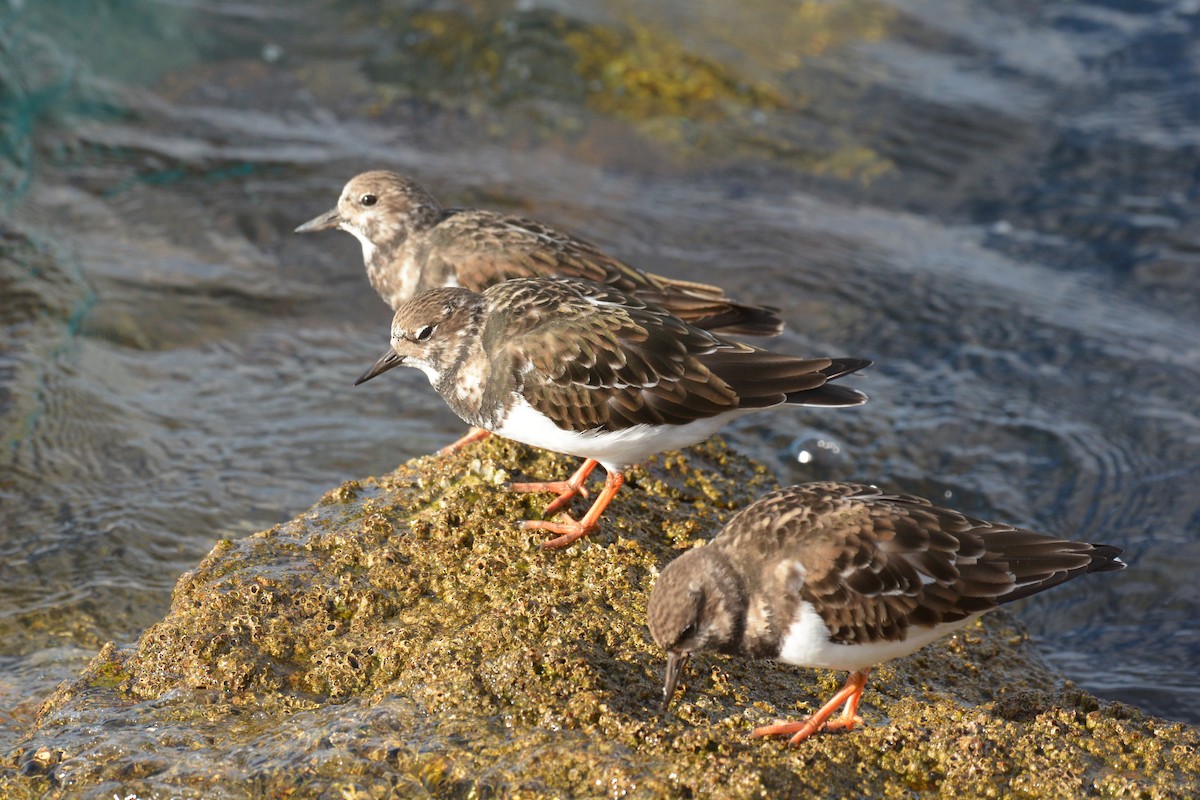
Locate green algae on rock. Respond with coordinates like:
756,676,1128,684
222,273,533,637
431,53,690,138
5,437,1199,799
348,2,894,179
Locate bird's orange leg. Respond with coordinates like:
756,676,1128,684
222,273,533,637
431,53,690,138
510,459,598,516
521,470,625,549
821,669,869,735
751,669,871,746
438,426,492,455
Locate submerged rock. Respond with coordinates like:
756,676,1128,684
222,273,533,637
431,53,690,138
4,438,1198,798
352,3,894,178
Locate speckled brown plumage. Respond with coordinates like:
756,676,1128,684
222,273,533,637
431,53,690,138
296,171,784,337
648,482,1125,745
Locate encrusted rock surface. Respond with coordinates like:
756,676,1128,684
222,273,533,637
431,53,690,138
4,438,1197,798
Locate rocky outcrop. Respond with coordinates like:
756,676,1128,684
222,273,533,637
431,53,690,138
4,438,1197,798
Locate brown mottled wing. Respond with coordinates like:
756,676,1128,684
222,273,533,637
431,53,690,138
485,278,743,432
716,483,1123,646
485,278,858,431
429,211,783,336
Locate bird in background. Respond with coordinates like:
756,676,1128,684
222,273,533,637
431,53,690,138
297,171,786,454
354,277,869,549
648,482,1125,746
295,170,783,336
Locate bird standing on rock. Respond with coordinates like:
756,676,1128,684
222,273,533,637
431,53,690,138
648,482,1125,746
354,278,869,549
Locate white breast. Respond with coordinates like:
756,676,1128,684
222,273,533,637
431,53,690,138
493,397,746,471
777,601,987,672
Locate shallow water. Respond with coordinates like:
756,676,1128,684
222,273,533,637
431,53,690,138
2,0,1198,758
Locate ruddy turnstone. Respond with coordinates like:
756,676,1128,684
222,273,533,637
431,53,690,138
298,171,787,453
295,171,783,337
648,482,1125,745
354,277,869,549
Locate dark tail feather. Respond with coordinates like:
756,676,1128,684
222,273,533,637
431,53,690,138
821,358,873,381
784,358,871,407
692,302,785,338
1085,544,1126,573
997,541,1125,603
789,384,869,406
640,289,785,338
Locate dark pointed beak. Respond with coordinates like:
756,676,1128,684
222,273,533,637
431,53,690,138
355,350,404,386
294,207,342,233
660,651,690,713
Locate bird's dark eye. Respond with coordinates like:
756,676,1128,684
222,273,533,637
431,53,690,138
360,193,378,207
414,325,434,342
679,622,697,641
